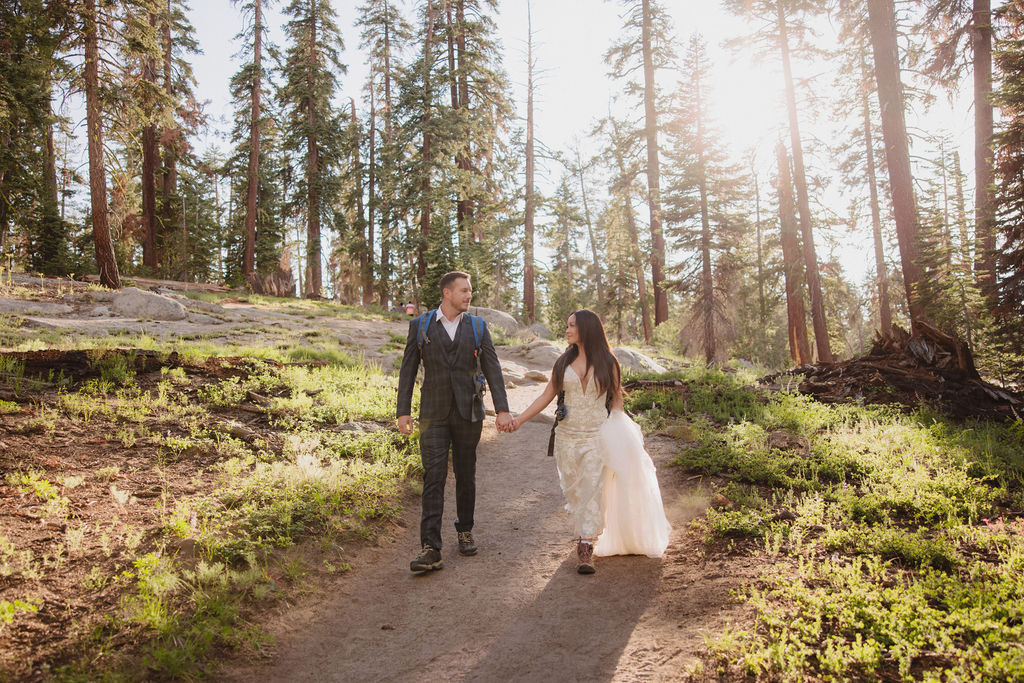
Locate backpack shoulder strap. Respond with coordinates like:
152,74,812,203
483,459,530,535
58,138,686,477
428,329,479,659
468,313,483,354
416,309,434,351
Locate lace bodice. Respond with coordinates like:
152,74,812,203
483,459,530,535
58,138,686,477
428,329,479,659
559,365,609,434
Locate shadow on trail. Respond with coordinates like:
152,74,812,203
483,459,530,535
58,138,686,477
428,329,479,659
461,552,662,682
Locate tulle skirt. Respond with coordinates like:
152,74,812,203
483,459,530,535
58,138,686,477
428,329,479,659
594,410,672,558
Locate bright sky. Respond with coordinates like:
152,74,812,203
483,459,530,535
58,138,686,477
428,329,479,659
188,0,975,288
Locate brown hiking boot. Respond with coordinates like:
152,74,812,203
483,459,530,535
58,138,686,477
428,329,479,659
457,530,477,556
410,544,443,572
576,540,595,575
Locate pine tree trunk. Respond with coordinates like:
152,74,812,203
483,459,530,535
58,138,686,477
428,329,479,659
777,4,832,362
84,0,121,289
160,6,177,275
142,12,159,271
973,0,995,296
610,119,652,343
697,154,714,362
40,86,64,275
776,142,810,365
524,0,536,323
861,54,892,334
365,83,376,305
243,0,262,286
866,0,927,331
753,166,766,330
305,15,322,299
350,98,368,304
575,147,604,305
418,0,436,287
641,0,668,326
456,0,475,238
380,0,394,308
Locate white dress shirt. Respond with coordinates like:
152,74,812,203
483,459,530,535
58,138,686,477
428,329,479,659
436,306,464,341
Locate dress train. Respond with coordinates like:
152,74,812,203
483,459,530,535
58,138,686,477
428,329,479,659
594,410,672,557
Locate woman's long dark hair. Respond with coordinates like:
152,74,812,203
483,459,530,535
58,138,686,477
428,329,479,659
553,309,622,402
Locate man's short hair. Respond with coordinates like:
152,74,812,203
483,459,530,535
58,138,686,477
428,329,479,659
439,271,471,293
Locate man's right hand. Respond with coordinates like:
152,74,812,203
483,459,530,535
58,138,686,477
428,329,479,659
397,415,415,434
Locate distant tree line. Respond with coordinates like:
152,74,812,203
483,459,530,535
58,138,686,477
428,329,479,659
1,0,1023,378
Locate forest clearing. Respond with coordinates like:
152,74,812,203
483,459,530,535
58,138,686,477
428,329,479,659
0,274,1022,681
4,0,1024,679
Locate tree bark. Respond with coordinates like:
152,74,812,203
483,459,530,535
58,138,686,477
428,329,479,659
641,0,668,326
84,0,121,289
860,54,892,334
973,0,995,295
523,0,536,323
866,0,927,330
777,3,832,362
609,117,652,343
776,142,811,365
696,73,715,364
160,4,177,270
365,80,376,305
417,0,436,287
350,98,368,304
243,0,262,286
305,13,322,298
380,0,394,307
141,11,159,271
456,0,475,238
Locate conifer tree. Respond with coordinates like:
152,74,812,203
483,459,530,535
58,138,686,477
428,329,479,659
725,0,833,361
664,36,748,363
605,0,675,327
542,174,588,327
357,0,411,307
279,0,346,298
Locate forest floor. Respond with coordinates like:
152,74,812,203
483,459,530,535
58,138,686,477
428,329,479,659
219,382,754,683
5,274,1024,682
0,274,756,682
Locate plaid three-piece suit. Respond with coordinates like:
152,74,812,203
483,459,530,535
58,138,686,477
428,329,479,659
396,312,510,551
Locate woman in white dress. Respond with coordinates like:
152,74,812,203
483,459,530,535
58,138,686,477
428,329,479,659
511,310,671,574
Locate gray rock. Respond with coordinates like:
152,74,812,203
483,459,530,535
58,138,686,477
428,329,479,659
529,322,555,340
613,347,667,374
0,297,73,316
524,370,549,382
184,298,226,314
187,313,222,325
467,306,521,335
111,287,187,321
337,334,355,344
89,305,111,317
522,341,564,366
89,290,115,302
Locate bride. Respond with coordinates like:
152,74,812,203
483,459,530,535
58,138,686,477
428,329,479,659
510,309,671,574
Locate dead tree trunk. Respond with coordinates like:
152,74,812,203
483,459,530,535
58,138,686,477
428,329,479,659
243,0,263,287
641,0,668,326
860,54,892,334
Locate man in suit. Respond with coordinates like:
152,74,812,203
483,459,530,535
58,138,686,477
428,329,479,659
397,271,514,572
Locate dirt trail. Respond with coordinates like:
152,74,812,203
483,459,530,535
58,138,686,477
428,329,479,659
222,358,758,682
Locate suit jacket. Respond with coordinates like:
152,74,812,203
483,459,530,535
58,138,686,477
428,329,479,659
396,313,510,422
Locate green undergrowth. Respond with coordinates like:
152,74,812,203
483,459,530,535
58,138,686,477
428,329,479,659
1,335,419,680
624,365,1024,681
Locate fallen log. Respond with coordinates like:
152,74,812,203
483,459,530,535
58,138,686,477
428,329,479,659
760,325,1022,421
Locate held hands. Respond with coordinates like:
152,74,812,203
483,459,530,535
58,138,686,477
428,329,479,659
495,411,517,433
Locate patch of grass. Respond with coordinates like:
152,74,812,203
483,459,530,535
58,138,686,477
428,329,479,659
629,364,1024,680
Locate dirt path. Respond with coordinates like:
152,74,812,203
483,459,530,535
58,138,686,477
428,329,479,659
221,363,758,682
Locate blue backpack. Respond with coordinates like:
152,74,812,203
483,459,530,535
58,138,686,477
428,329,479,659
416,309,487,398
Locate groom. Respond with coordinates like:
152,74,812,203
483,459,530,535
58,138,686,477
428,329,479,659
397,271,513,572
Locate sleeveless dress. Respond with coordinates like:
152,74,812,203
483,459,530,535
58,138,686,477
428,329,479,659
553,366,671,557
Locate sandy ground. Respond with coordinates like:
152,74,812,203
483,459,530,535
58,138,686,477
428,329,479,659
220,352,759,683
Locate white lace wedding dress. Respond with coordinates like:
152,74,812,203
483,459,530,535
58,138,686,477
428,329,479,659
552,365,671,558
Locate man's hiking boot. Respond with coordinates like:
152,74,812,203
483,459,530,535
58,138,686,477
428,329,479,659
410,544,443,572
457,530,477,556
